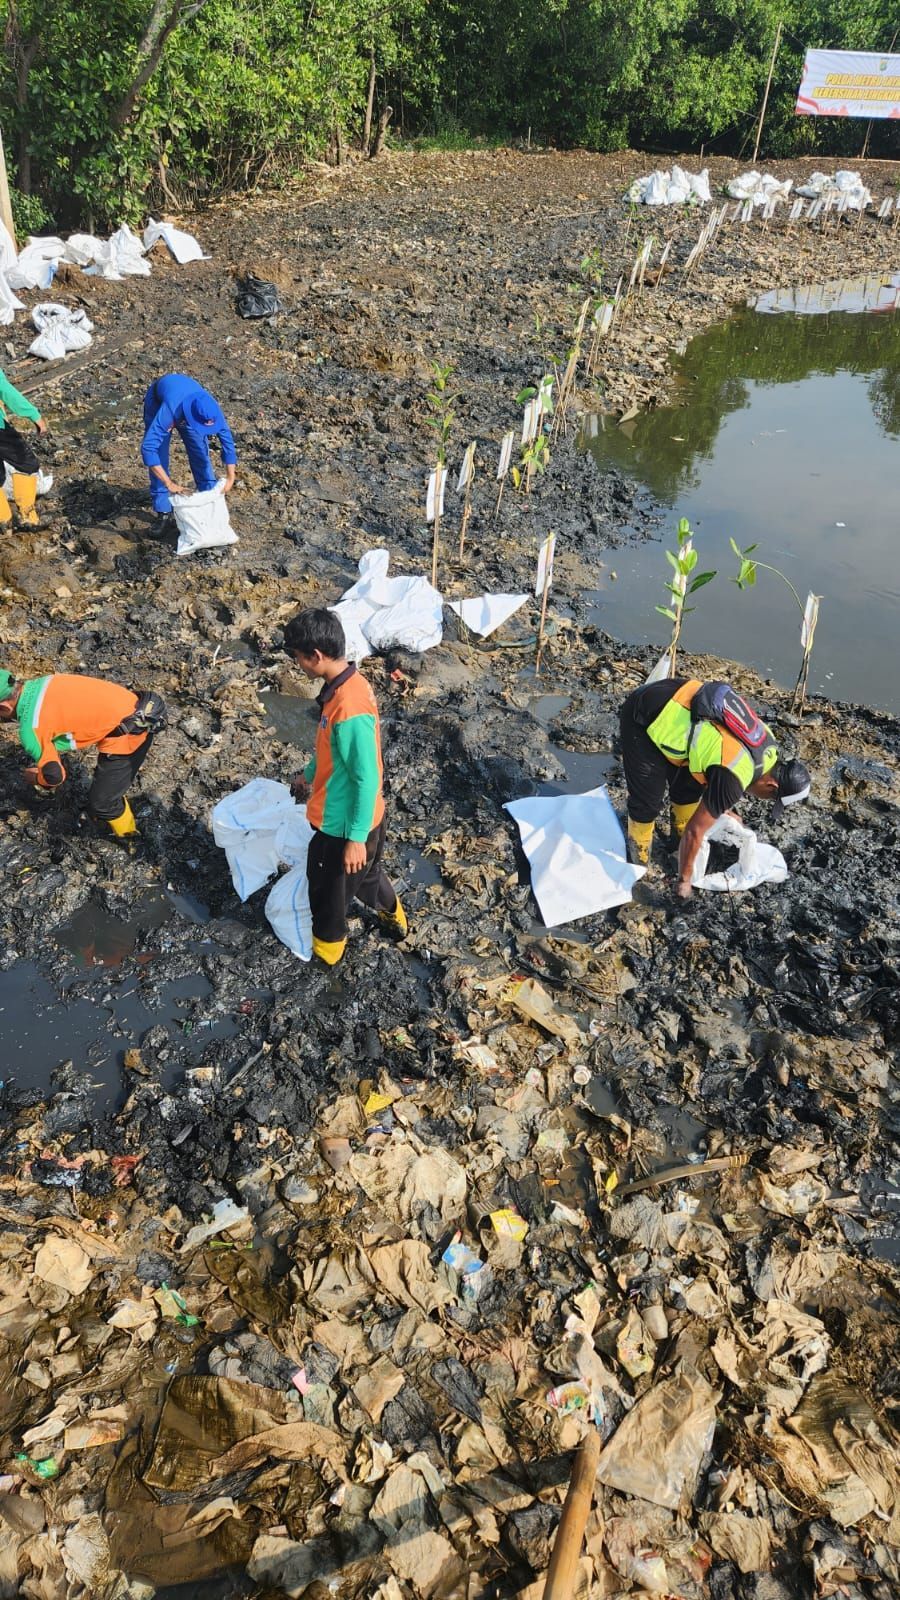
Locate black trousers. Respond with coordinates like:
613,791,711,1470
620,691,702,823
87,734,153,820
0,423,39,477
306,817,397,943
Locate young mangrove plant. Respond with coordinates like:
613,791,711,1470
656,516,716,675
731,539,822,716
425,359,458,587
512,378,552,493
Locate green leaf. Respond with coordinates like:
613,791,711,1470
729,537,742,558
516,387,537,403
665,549,680,571
689,570,716,592
684,548,698,572
655,606,678,620
743,543,758,554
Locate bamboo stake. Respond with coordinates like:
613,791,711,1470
541,1430,602,1600
429,461,444,589
753,17,783,164
535,533,555,677
457,441,476,561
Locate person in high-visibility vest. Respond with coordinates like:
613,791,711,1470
0,669,165,838
620,677,810,896
0,368,47,528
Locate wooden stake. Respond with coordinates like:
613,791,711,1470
0,126,15,243
458,481,473,560
541,1430,601,1600
535,533,556,677
753,17,783,165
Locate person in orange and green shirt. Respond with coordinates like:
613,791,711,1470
0,669,165,838
283,608,406,965
0,367,47,528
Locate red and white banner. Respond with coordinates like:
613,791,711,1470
796,49,900,118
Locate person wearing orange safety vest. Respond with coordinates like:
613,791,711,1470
0,669,165,838
619,677,811,898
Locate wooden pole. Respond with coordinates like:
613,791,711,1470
0,127,15,243
542,1430,601,1600
535,547,553,677
753,18,783,165
458,478,473,560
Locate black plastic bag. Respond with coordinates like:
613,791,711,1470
235,275,283,319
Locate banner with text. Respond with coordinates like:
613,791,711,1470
796,49,900,118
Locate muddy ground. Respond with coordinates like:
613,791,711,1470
0,150,898,1598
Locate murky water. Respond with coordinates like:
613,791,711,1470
260,690,317,746
583,303,900,711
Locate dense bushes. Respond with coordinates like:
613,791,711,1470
1,0,895,232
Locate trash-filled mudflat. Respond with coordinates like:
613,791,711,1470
0,149,898,1599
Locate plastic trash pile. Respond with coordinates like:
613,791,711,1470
626,165,712,206
0,215,207,337
725,171,793,206
795,169,872,210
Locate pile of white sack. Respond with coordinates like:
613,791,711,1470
0,215,207,339
795,170,872,210
332,549,529,660
726,171,793,206
211,778,314,959
626,166,712,207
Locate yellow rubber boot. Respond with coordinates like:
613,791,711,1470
313,935,347,966
0,487,12,528
378,894,408,938
107,798,138,838
626,817,654,865
12,473,39,528
672,800,700,838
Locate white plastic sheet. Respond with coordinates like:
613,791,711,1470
505,786,645,927
77,223,150,279
0,273,24,326
143,218,207,264
6,236,66,291
212,778,303,900
447,594,527,637
172,479,238,556
334,549,443,658
28,303,94,360
692,814,788,893
0,220,16,274
726,171,793,206
627,165,711,207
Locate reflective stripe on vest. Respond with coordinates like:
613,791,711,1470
646,680,778,787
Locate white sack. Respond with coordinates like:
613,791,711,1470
0,273,25,326
28,302,94,360
211,778,301,901
265,857,314,961
795,170,871,209
143,218,207,264
627,166,710,207
329,599,374,663
644,650,672,684
3,465,53,497
63,232,107,268
692,814,788,893
76,223,150,280
726,171,792,205
7,236,66,291
336,549,443,655
0,220,18,274
448,594,528,638
172,479,238,556
505,786,645,927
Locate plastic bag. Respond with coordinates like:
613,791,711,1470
7,236,66,291
3,465,53,497
265,862,313,961
235,275,283,318
692,814,788,893
596,1368,718,1509
143,218,208,265
211,778,300,901
172,479,238,556
28,302,94,360
0,273,25,327
335,549,443,655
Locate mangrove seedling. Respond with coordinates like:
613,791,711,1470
425,359,458,587
731,539,822,716
656,516,716,675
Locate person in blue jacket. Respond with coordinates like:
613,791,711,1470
141,373,237,514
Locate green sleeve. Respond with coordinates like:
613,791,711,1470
332,714,380,843
0,370,40,425
18,721,41,761
304,755,317,783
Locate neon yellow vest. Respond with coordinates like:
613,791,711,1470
647,680,777,790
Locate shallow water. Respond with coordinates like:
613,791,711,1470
583,303,900,711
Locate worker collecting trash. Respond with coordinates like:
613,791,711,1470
282,608,407,965
0,367,47,528
0,669,165,838
141,372,237,515
619,677,810,896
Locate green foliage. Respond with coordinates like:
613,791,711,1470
9,187,54,239
425,359,457,465
657,516,716,663
730,538,803,611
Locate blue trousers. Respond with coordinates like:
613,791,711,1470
143,385,217,512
